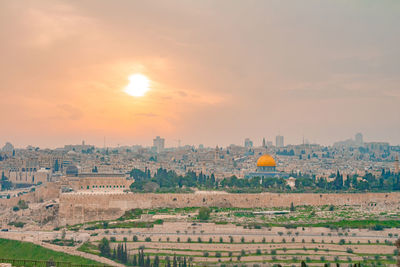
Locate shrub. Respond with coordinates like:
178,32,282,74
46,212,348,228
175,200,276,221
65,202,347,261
12,206,19,212
209,237,213,243
145,237,151,242
256,249,261,255
133,235,138,242
109,237,116,242
346,248,353,254
241,237,245,243
187,237,191,243
198,207,211,221
203,252,209,257
215,252,221,257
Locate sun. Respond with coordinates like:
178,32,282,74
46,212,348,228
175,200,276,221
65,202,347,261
124,74,150,97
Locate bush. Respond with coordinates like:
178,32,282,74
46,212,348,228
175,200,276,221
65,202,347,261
8,221,25,228
203,252,209,257
109,237,116,242
145,237,151,242
256,249,261,255
17,200,28,209
133,235,138,242
346,248,353,253
198,207,211,221
12,206,19,212
215,252,221,257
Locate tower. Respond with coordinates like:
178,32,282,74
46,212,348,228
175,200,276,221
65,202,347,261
262,138,266,148
276,135,284,148
153,136,165,153
244,138,253,148
214,146,220,162
395,154,399,174
355,133,363,146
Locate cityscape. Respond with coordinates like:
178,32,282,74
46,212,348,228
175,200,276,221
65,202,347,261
0,1,400,267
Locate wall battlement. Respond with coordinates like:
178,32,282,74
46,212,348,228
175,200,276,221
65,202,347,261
58,191,400,225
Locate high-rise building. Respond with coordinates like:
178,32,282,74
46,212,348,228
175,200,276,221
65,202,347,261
275,135,284,148
153,136,165,153
355,133,363,146
244,138,253,148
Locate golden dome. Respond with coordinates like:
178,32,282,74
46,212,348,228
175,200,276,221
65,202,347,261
257,154,276,167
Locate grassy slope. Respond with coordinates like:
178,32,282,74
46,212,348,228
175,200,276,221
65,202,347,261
0,238,103,265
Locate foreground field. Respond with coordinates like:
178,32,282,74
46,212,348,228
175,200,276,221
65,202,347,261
0,238,104,266
78,221,399,266
2,204,399,266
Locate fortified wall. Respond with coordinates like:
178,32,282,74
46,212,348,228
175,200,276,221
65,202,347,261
0,182,61,209
59,191,400,225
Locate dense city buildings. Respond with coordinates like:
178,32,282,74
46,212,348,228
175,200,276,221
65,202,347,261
1,133,399,193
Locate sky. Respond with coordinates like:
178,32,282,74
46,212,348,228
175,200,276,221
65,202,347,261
1,0,399,148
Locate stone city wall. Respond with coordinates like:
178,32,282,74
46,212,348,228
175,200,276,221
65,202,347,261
0,182,60,208
58,191,400,225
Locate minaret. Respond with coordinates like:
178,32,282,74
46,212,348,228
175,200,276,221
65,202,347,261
214,146,219,162
395,154,399,174
262,138,266,148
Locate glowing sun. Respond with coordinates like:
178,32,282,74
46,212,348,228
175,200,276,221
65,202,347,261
124,74,150,97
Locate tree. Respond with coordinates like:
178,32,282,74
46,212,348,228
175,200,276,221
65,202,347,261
154,255,160,267
98,238,111,257
290,202,295,212
132,254,137,266
198,207,211,221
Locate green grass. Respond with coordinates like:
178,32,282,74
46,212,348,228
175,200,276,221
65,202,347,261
305,219,400,229
0,238,103,265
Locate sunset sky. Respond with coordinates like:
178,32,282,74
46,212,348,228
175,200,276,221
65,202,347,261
1,0,399,148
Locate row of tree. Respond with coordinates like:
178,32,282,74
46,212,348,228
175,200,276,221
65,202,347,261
130,167,400,193
98,237,195,267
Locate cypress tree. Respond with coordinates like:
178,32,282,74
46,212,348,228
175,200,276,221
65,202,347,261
133,254,137,266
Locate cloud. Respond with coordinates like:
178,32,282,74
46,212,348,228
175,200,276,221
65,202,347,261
53,104,84,120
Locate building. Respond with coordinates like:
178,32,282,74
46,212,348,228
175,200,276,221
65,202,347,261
246,154,289,178
276,135,284,148
244,138,253,148
2,142,14,152
153,136,165,153
355,133,363,146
